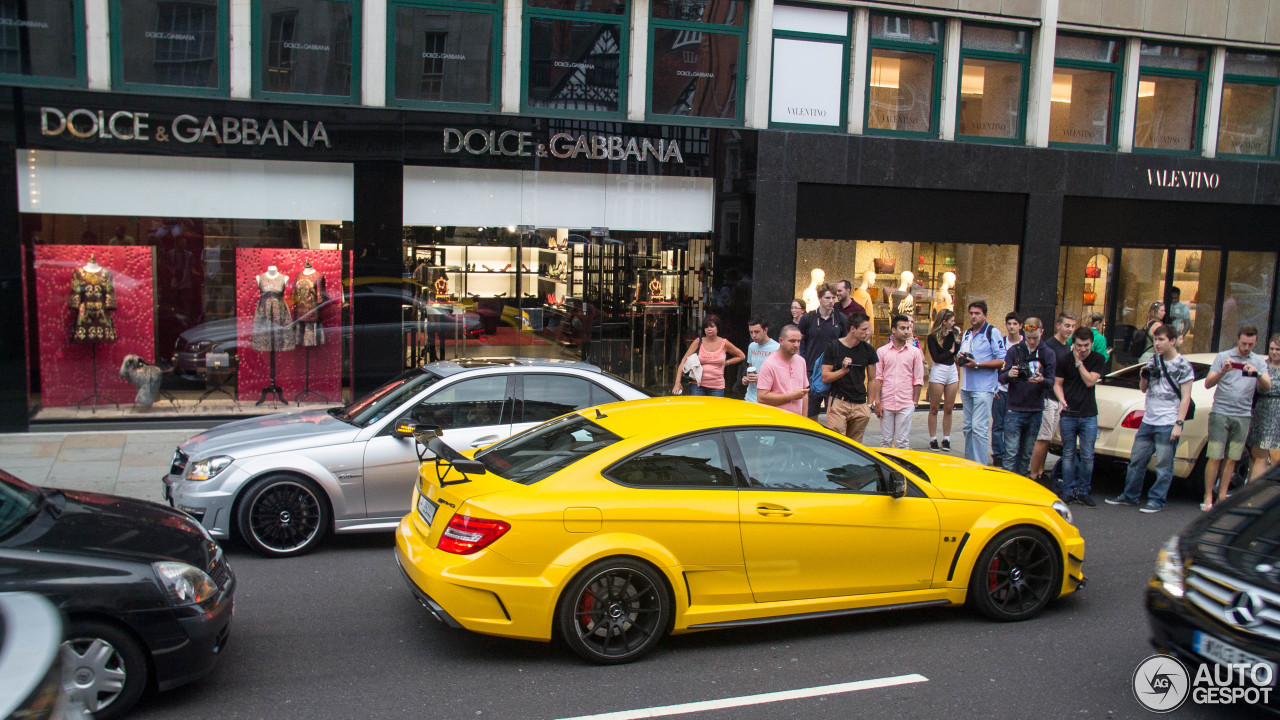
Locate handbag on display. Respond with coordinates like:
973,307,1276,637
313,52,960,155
1085,260,1101,279
1082,290,1096,305
1184,252,1201,273
874,247,896,274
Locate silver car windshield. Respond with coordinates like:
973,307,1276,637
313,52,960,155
475,414,621,485
340,369,444,428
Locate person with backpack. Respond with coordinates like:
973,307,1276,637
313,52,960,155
1129,301,1164,362
798,283,848,418
998,317,1056,478
1106,325,1194,514
872,314,924,449
957,301,1007,465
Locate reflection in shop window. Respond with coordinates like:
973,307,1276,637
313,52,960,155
258,0,356,97
1049,34,1122,147
648,28,741,119
956,58,1023,140
0,0,80,81
1133,42,1207,153
421,31,446,97
153,2,218,86
264,11,296,91
527,17,622,113
1218,52,1280,157
867,49,936,133
391,2,496,107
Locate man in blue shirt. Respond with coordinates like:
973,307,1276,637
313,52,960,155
957,301,1007,465
742,318,780,403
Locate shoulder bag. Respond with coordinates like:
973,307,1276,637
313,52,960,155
1157,355,1196,421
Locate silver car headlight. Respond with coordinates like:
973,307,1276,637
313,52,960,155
185,455,232,481
1051,500,1074,525
1155,535,1186,598
152,561,218,605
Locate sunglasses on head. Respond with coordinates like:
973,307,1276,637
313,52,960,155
1023,323,1040,331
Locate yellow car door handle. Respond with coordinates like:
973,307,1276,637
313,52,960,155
756,503,793,517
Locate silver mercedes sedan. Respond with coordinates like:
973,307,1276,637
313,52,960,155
163,358,648,557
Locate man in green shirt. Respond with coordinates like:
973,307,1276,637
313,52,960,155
1088,312,1109,363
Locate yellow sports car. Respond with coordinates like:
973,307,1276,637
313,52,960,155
395,397,1086,663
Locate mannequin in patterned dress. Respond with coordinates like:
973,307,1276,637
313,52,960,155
70,255,118,343
252,266,295,352
291,262,327,346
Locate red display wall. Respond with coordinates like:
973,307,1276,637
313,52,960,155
34,245,156,407
235,249,343,403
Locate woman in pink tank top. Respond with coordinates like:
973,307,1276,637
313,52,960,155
672,314,745,396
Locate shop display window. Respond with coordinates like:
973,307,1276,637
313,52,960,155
1056,246,1115,334
1048,33,1123,148
253,0,359,102
768,4,848,130
1133,42,1208,153
524,0,627,117
0,0,83,86
648,0,747,123
389,0,500,109
1218,51,1280,158
23,214,354,420
1221,251,1277,350
111,0,229,94
1112,248,1167,363
956,24,1029,142
866,12,943,136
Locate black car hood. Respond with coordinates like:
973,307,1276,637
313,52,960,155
1184,480,1280,593
15,489,218,570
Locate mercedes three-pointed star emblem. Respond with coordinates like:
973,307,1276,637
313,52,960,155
1226,591,1263,627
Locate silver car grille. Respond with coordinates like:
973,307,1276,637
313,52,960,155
1186,564,1280,641
171,448,188,476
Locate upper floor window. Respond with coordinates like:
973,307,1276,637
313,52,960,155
0,0,84,87
389,0,501,109
1218,51,1280,158
1049,33,1123,148
255,0,359,102
768,4,848,130
648,0,747,124
866,12,943,137
524,0,628,118
956,24,1030,143
112,0,228,95
1134,41,1208,153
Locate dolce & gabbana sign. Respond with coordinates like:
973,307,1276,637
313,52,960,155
443,127,684,163
38,106,332,148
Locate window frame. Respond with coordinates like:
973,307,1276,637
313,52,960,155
1216,51,1280,161
954,22,1031,145
251,0,361,104
109,0,231,96
864,11,945,139
602,430,738,490
386,0,503,112
521,1,630,120
645,0,748,126
514,372,621,424
1047,32,1124,150
766,4,850,133
0,0,86,88
1132,41,1210,156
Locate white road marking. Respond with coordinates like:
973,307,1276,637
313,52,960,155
553,674,929,720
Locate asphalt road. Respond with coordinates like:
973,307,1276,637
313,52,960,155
131,473,1267,720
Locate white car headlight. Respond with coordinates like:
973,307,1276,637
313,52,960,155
1155,535,1186,598
186,455,232,481
1051,500,1074,524
152,561,218,605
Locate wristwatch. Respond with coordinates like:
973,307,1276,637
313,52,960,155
1175,420,1185,427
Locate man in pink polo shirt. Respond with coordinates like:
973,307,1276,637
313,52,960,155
757,325,810,416
872,314,925,448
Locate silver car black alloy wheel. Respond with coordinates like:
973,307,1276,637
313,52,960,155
248,480,323,553
62,636,128,714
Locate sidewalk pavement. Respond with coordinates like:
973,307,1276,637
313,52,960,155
0,410,1059,504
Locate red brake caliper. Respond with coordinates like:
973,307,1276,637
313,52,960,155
578,591,596,630
988,558,1000,592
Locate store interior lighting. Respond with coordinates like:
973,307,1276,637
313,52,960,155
961,65,985,96
870,56,901,89
1051,73,1072,103
1138,80,1156,98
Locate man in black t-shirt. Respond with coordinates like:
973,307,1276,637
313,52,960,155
821,313,878,443
1054,327,1107,506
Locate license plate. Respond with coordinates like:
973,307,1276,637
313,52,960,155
1194,631,1278,684
417,493,438,526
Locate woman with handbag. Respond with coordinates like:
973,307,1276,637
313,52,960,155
926,309,961,451
671,314,745,397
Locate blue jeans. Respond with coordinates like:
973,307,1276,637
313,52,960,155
990,390,1008,464
962,390,995,465
690,385,725,397
1118,423,1179,508
1002,409,1043,477
1060,415,1099,496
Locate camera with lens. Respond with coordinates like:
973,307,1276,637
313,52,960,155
954,351,971,366
1140,366,1152,380
1016,362,1034,379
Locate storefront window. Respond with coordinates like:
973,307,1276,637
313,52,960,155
956,24,1029,142
1221,251,1277,349
1049,33,1122,147
866,12,943,136
1056,246,1116,348
1133,42,1208,153
1168,249,1220,355
112,0,228,93
254,0,358,102
1112,248,1166,365
524,0,627,116
1218,51,1280,157
648,0,745,122
0,0,83,86
389,0,500,109
768,5,847,129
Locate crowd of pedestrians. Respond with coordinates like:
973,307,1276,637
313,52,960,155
718,294,1280,512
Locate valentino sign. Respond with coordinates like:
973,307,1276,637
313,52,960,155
442,127,685,163
39,107,332,148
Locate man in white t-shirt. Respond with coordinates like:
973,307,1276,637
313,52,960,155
742,318,780,403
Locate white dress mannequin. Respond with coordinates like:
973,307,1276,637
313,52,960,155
802,268,826,311
932,271,955,317
83,255,102,273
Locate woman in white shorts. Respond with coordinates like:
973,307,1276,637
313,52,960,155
926,309,960,450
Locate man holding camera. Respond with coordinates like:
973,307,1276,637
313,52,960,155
1201,324,1273,510
957,301,1007,465
1055,327,1106,506
998,317,1056,478
1107,326,1194,514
